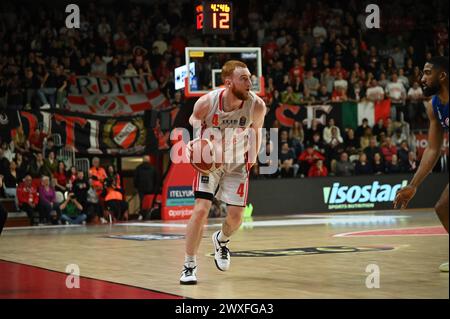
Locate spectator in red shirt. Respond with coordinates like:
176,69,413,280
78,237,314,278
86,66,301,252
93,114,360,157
17,174,39,225
331,61,348,79
29,128,47,153
298,146,326,177
54,161,68,193
308,159,328,177
380,137,398,163
289,58,304,82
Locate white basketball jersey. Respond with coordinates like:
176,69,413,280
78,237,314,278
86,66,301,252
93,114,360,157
202,88,257,165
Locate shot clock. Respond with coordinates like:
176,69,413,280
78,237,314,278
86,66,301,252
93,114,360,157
196,1,233,34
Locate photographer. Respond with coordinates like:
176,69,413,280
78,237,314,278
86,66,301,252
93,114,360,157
60,192,86,225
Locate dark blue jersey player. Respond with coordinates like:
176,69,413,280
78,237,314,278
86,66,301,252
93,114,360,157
394,56,449,272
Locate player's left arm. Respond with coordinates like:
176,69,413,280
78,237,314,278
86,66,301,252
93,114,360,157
248,97,267,166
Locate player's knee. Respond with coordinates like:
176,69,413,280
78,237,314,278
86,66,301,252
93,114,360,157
435,200,447,216
228,212,243,225
192,205,209,221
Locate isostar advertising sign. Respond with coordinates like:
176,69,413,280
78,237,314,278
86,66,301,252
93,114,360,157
322,180,408,210
248,173,448,215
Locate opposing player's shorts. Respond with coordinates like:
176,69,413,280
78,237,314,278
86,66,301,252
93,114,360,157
193,163,251,207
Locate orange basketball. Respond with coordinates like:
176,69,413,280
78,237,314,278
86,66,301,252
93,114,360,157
188,138,221,173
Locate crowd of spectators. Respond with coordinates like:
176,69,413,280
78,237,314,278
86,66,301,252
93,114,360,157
252,116,448,179
0,126,132,225
0,0,448,188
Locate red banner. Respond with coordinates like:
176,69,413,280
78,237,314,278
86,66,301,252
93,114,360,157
415,132,449,159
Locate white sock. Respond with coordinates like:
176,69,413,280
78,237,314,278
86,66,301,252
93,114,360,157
184,255,197,268
218,230,230,243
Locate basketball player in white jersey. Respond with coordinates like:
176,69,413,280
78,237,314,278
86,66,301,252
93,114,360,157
180,60,267,284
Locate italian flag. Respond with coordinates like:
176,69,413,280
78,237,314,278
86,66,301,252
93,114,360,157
342,99,391,129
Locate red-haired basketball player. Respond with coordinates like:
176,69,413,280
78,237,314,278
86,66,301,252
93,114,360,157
394,56,449,272
180,60,267,284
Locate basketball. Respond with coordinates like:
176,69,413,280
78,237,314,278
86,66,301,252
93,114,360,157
188,138,221,174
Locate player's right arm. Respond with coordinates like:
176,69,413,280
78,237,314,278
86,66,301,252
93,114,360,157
189,94,211,130
394,100,444,209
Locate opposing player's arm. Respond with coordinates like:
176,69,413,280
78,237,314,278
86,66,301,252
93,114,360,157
249,97,267,165
409,101,444,188
394,100,444,209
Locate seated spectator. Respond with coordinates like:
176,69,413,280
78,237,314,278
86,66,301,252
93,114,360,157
359,127,373,150
365,80,385,102
372,118,387,138
14,153,29,182
380,137,398,163
392,128,408,147
281,86,302,104
13,126,28,154
106,165,122,190
301,88,315,103
29,128,47,154
386,154,403,174
86,177,103,224
54,161,68,193
278,142,298,178
38,176,60,225
317,85,331,102
348,82,365,101
305,119,324,145
298,146,325,177
363,136,382,164
303,71,320,96
90,56,107,76
89,157,107,196
355,118,370,141
343,128,360,155
0,148,10,177
403,151,419,173
335,152,355,177
407,82,425,126
44,137,58,157
354,153,373,175
17,175,39,225
30,152,51,178
307,132,326,153
331,85,348,102
372,153,385,175
323,118,341,144
60,193,86,225
72,170,89,208
3,161,19,209
44,151,58,175
333,72,348,92
103,177,128,222
289,121,304,156
386,73,407,120
1,142,15,163
278,130,292,149
397,140,410,166
68,166,78,188
308,159,328,177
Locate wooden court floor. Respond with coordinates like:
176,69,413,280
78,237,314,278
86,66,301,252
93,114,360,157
0,209,448,299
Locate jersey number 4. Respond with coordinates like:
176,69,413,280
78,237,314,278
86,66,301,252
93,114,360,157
236,183,245,197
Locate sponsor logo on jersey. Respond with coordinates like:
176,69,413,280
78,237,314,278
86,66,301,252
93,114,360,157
201,176,209,183
239,116,247,126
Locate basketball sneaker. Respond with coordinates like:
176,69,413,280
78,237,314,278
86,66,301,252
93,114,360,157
439,262,449,272
180,265,197,285
212,230,230,271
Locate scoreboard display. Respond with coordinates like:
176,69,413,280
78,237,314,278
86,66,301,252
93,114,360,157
196,2,233,34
